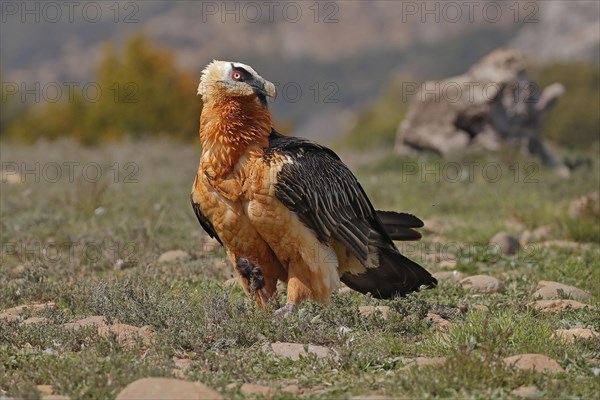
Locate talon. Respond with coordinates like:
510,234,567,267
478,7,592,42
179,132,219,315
275,303,297,316
235,257,275,306
256,288,271,306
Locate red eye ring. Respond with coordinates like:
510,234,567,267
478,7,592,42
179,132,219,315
232,71,242,81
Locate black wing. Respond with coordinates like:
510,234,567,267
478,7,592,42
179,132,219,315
266,130,391,264
190,193,223,245
266,130,436,298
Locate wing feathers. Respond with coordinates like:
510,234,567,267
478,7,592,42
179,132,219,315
268,134,376,263
190,194,223,245
267,130,435,297
341,248,437,298
376,210,424,241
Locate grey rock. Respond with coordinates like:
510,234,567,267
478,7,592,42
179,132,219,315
98,323,154,348
115,377,222,400
532,281,591,301
263,342,339,361
157,250,190,263
358,306,391,320
425,313,452,331
470,304,490,313
503,354,564,373
511,385,542,398
490,232,521,255
527,299,590,313
460,275,505,293
553,328,600,343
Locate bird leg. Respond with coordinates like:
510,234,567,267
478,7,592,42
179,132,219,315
278,260,313,314
234,257,274,306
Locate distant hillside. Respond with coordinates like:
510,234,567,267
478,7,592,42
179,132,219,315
1,0,598,140
510,1,600,62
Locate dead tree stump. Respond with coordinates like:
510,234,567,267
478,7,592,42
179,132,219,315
395,49,568,176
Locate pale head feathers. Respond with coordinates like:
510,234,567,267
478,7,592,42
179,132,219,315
198,60,276,103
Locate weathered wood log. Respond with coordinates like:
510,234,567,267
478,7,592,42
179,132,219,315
395,49,568,176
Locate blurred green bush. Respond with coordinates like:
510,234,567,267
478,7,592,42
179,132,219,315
531,62,600,150
1,34,202,145
339,83,407,150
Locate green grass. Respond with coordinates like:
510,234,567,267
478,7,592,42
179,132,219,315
1,139,599,399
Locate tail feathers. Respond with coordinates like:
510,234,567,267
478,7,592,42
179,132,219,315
341,247,437,299
376,210,423,241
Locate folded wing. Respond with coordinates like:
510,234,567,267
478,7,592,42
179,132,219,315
266,130,436,298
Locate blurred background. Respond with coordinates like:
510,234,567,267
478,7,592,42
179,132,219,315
1,0,598,150
1,5,599,398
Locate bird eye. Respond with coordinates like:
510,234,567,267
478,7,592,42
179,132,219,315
232,71,242,81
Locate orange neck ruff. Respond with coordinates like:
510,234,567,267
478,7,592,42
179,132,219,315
199,95,272,177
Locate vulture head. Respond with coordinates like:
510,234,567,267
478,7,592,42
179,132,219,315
198,60,276,106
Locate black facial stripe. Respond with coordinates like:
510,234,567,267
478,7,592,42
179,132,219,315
230,63,253,81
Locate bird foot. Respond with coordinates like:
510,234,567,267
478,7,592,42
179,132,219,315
274,303,297,317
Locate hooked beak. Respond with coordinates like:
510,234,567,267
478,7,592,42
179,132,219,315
263,80,276,99
251,79,277,101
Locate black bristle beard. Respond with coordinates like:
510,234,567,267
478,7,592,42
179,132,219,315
254,91,268,107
